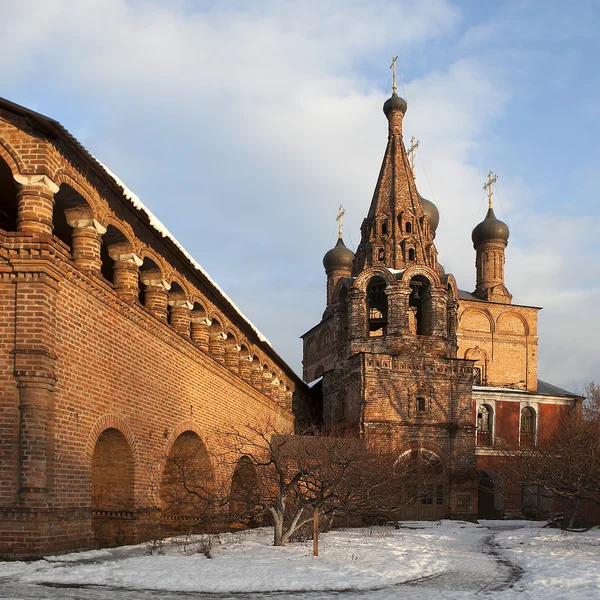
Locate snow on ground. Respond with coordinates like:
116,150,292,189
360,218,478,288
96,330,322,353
495,526,600,599
0,521,598,599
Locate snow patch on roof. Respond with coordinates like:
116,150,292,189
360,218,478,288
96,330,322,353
95,159,271,346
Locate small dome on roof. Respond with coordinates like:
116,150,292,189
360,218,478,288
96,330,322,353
419,193,439,233
323,237,355,273
472,207,509,246
437,262,446,276
383,92,407,118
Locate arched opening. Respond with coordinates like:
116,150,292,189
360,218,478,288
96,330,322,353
408,248,415,261
408,275,432,336
381,220,388,235
366,276,388,337
397,449,446,521
377,248,385,262
91,428,135,547
478,470,505,519
520,407,536,448
476,404,493,446
101,225,129,284
160,431,216,533
0,157,17,231
229,456,260,528
405,222,412,234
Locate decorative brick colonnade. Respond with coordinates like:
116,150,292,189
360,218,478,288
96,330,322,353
0,99,300,558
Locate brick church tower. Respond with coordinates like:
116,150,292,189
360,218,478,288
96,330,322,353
301,88,478,520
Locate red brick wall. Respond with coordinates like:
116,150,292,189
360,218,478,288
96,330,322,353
0,108,297,558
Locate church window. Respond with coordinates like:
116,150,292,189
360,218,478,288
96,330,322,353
367,276,388,337
416,397,426,412
338,397,346,421
473,367,482,385
520,407,536,448
408,248,416,261
477,404,493,446
381,221,388,235
406,222,412,233
378,248,385,262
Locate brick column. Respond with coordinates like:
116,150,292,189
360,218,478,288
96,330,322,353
262,371,274,397
224,343,241,374
348,289,366,341
12,267,60,506
15,175,59,236
429,288,447,338
385,287,408,336
169,300,193,337
140,271,170,321
65,214,106,272
209,331,226,364
110,249,142,303
190,317,210,352
251,363,263,389
239,354,252,383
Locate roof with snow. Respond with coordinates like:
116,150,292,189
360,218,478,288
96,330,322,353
0,96,303,384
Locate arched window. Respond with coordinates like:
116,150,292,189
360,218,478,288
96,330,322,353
381,221,388,235
520,407,536,448
408,248,416,261
477,405,493,446
416,397,426,412
367,276,388,337
408,275,432,335
406,222,412,233
0,157,18,231
377,248,385,262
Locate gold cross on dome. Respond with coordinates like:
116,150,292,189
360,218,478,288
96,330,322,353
483,171,498,209
336,204,345,239
389,55,398,94
407,136,420,174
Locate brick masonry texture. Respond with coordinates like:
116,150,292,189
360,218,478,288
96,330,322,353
0,101,302,558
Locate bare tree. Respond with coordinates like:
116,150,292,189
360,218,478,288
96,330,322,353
223,422,367,546
499,408,600,529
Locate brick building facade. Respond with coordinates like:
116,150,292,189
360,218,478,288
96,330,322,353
0,98,303,558
301,91,583,521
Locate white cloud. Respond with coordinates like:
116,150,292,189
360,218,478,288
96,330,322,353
0,0,598,390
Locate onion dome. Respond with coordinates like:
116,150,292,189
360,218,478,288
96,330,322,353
472,207,509,246
323,237,355,273
437,262,446,276
419,193,439,233
383,92,407,118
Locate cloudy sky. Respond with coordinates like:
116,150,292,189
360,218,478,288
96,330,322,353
2,0,599,391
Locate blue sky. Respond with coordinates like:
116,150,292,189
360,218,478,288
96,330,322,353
1,0,599,391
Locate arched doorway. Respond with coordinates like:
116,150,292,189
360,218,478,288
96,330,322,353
91,428,135,547
229,456,260,527
160,431,215,533
478,470,505,519
397,448,446,521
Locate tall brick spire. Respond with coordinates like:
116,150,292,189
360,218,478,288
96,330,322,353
352,92,439,276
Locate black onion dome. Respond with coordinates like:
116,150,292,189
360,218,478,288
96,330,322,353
419,193,439,233
472,207,509,246
383,92,407,117
323,237,355,272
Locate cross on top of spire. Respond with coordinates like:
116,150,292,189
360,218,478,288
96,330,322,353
407,136,420,174
336,204,345,239
389,55,398,94
483,171,498,209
